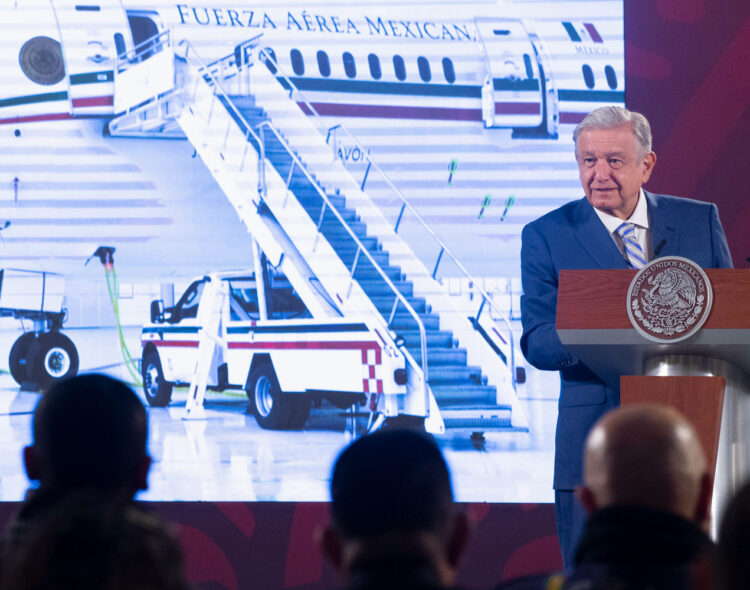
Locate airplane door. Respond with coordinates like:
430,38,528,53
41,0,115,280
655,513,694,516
50,0,132,116
474,19,544,129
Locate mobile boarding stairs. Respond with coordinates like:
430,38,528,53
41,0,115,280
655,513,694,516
107,32,528,437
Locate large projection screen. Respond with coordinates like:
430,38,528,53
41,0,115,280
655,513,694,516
0,0,623,502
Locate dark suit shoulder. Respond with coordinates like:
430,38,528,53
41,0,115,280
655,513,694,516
524,198,589,232
645,192,717,213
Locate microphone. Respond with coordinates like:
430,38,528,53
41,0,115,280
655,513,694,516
654,239,667,257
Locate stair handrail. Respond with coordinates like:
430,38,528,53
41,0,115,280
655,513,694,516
177,39,431,408
254,120,430,389
241,43,517,384
198,33,264,86
115,28,173,74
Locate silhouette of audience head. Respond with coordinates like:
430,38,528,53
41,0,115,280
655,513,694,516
577,404,712,524
717,480,750,590
0,375,190,590
0,495,187,590
24,373,151,495
319,429,469,587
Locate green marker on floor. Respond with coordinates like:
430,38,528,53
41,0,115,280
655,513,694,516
448,159,458,184
478,194,492,219
500,195,516,221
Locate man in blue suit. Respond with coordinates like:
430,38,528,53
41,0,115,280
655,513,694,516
520,106,732,567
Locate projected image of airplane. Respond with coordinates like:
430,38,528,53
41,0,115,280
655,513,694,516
0,0,621,460
1,0,623,278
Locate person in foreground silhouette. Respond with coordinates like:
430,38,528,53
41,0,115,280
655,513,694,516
496,404,715,590
716,480,750,590
0,373,190,590
318,428,470,590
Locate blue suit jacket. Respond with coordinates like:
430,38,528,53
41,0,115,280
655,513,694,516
520,191,733,490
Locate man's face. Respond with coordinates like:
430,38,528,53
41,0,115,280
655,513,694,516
576,124,656,220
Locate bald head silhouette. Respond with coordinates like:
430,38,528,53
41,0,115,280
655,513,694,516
578,404,712,524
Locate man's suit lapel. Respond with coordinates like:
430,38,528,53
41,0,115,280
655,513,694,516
571,198,629,268
646,191,679,258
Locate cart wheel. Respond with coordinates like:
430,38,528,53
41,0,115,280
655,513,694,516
9,332,36,385
34,332,79,390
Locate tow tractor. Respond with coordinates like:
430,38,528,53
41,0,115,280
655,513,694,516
140,270,408,429
1,269,78,390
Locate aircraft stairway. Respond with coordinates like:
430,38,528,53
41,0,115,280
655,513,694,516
108,37,528,435
230,98,521,433
105,87,184,138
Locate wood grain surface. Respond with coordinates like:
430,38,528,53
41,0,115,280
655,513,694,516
621,375,725,478
557,269,750,330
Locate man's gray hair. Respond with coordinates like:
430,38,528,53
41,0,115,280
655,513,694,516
574,106,653,156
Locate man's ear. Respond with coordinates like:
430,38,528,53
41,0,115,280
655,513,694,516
135,454,152,491
23,445,40,481
317,525,345,572
641,151,657,183
575,485,598,514
446,512,470,569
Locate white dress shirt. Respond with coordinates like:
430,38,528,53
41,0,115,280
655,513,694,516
593,189,652,264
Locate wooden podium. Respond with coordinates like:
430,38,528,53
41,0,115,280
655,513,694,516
556,268,750,534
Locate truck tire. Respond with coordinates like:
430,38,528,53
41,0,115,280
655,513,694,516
248,359,293,429
287,396,311,429
9,332,36,385
142,348,173,407
34,332,79,390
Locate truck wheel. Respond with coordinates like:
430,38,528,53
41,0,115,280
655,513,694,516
287,397,311,429
142,348,173,407
248,360,291,429
35,332,79,390
9,332,36,385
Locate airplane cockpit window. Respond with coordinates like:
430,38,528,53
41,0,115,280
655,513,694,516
317,50,331,77
343,52,356,79
605,65,618,89
523,54,534,78
290,49,304,75
114,33,126,57
442,58,455,84
228,279,260,321
393,55,406,81
582,64,595,89
417,56,431,82
368,53,382,80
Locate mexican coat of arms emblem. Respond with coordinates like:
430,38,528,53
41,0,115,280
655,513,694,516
626,256,713,343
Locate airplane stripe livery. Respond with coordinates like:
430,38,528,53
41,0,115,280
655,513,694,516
0,113,73,125
70,71,114,84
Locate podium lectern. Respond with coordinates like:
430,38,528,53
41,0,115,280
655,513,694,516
557,268,750,535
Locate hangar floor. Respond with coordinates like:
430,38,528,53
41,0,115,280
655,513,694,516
0,325,558,503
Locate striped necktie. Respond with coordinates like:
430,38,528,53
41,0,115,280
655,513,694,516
616,222,646,269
